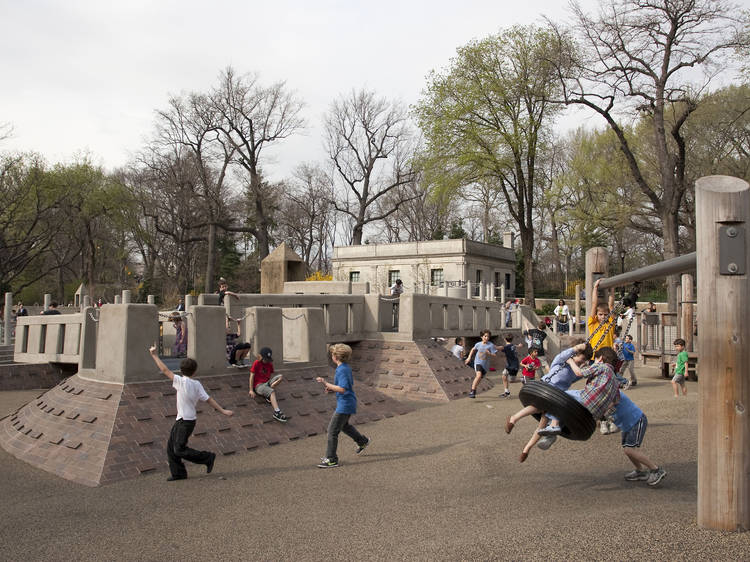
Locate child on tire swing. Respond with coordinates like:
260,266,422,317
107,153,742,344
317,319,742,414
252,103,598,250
504,340,592,462
536,346,620,439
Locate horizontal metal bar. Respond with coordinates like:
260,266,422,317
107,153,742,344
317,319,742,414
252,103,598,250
598,252,697,290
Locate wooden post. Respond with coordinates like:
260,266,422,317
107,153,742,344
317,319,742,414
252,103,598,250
681,273,694,352
696,175,750,531
574,283,581,334
585,248,609,326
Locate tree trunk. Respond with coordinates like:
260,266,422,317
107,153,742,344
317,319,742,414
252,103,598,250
205,222,216,293
520,227,535,308
662,209,680,310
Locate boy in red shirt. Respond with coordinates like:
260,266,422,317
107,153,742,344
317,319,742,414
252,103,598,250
520,347,542,384
249,347,288,423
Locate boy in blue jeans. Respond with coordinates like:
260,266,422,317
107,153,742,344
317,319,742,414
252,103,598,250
316,344,370,468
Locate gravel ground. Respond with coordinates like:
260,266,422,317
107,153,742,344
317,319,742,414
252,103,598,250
1,367,748,561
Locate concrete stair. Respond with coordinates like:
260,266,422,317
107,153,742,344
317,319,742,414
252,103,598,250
0,345,14,366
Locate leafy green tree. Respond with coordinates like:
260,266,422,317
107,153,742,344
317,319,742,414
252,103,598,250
416,25,569,306
550,0,749,308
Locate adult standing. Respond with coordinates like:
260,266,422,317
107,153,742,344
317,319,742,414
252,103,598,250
42,302,61,315
15,302,28,318
553,299,569,333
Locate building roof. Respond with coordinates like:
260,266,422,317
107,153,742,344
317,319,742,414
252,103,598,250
262,242,303,263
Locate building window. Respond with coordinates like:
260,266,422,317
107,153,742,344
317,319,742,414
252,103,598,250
349,271,360,282
475,269,482,284
505,273,511,290
388,270,400,286
430,268,444,286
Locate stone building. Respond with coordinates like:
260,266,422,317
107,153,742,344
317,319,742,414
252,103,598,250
331,235,516,297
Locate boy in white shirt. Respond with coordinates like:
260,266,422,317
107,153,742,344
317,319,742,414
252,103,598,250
149,346,233,481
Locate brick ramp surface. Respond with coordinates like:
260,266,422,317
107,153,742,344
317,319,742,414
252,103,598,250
0,365,414,486
350,339,494,402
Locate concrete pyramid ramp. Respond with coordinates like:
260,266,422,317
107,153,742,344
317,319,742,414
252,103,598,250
0,339,494,486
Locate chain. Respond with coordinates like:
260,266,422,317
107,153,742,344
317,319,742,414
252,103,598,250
281,312,307,321
158,311,192,320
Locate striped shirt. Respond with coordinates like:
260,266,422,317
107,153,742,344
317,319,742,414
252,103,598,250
579,362,619,420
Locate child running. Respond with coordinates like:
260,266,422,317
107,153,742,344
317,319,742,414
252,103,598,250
148,345,233,481
671,338,689,397
316,344,370,468
520,347,542,384
249,347,288,422
610,390,667,486
499,333,521,397
465,330,498,398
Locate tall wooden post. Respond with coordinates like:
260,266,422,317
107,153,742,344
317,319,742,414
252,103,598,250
696,175,750,531
585,248,609,325
681,273,694,352
574,283,581,334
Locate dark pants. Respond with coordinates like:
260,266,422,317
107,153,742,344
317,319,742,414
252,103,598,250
167,419,212,478
325,413,367,463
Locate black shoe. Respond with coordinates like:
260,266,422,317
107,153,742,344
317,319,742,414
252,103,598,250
206,453,216,474
166,475,187,482
273,411,288,423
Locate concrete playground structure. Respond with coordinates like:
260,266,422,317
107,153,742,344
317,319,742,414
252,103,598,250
0,291,518,486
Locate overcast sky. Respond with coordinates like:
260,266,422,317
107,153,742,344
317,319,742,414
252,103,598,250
2,0,747,182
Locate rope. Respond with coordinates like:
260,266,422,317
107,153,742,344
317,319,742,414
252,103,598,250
281,312,307,321
158,311,191,320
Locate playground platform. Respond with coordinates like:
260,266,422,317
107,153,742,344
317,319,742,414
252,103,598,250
0,366,748,560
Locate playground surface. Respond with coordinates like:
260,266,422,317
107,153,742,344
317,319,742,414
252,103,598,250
1,368,749,561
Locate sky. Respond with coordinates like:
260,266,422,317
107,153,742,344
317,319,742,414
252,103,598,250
1,0,748,182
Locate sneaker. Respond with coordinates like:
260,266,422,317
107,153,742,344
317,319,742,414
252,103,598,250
537,435,557,450
355,438,370,454
468,390,476,398
600,420,610,434
206,452,216,474
537,425,561,436
166,475,187,482
272,411,288,423
504,416,514,434
630,381,637,386
624,469,649,481
501,390,511,398
317,458,339,468
607,421,620,434
647,467,667,486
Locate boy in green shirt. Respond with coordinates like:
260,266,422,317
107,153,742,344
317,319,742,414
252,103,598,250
671,338,688,397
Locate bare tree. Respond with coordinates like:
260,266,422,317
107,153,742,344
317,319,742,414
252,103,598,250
277,163,335,272
210,67,305,259
152,92,238,292
324,89,418,245
550,0,749,307
379,173,460,242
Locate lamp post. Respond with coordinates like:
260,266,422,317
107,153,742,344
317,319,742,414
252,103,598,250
619,249,626,274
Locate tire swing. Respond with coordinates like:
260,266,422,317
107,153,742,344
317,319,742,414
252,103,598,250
518,382,596,440
518,283,642,441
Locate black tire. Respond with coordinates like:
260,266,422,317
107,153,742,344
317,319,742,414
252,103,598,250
518,381,596,441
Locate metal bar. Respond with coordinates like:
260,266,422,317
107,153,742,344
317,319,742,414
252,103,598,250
597,252,696,290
